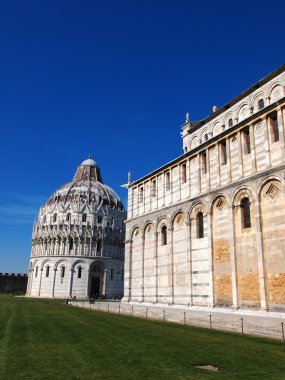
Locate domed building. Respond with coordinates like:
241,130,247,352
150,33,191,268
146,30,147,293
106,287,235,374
26,157,126,299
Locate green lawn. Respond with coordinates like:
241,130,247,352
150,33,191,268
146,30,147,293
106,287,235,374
0,296,285,380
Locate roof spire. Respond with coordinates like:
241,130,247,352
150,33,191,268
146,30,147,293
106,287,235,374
88,153,92,159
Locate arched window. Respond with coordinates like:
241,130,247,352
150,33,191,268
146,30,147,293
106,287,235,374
82,213,87,222
241,197,251,229
45,266,50,277
196,212,204,239
61,266,65,278
78,266,82,278
161,226,167,245
66,213,70,222
35,266,38,278
258,98,264,110
53,213,57,222
228,118,233,128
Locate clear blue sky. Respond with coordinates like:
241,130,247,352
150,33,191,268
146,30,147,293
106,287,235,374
1,0,284,273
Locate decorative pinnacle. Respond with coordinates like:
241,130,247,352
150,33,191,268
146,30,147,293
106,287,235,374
88,153,92,159
186,112,190,123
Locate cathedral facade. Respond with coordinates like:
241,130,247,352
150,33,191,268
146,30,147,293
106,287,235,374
123,65,285,312
27,158,126,299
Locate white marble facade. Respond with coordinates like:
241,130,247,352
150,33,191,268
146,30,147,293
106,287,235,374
123,65,285,312
27,157,126,299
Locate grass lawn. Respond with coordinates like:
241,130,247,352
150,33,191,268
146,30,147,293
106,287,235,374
0,296,285,380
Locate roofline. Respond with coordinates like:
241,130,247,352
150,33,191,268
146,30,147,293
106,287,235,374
128,96,285,187
181,63,285,133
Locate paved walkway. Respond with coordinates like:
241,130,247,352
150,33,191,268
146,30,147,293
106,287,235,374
69,300,285,341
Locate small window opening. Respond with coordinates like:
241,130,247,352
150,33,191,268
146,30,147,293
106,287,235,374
35,267,38,278
228,118,233,128
152,180,157,197
161,226,167,245
139,187,144,203
66,213,70,222
181,163,187,183
241,197,251,229
201,151,207,174
61,266,65,278
53,213,57,223
97,240,102,253
258,98,264,110
196,212,204,239
221,140,227,165
78,266,82,278
243,127,251,154
269,112,279,142
165,172,170,191
82,213,87,222
46,266,50,277
97,216,102,224
69,239,73,251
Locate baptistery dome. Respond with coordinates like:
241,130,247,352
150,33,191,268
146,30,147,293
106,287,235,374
26,157,126,299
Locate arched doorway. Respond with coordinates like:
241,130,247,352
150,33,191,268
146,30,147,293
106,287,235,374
89,262,105,298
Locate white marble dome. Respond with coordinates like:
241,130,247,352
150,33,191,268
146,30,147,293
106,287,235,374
26,157,126,299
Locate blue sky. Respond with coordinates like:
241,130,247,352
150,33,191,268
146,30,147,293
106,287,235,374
1,0,285,273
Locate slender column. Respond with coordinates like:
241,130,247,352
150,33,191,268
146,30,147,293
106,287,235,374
52,268,57,298
229,206,238,308
188,159,191,199
122,239,132,302
249,124,257,173
277,107,285,162
217,143,221,187
186,221,192,306
38,268,43,297
168,227,174,304
226,137,231,183
102,268,107,296
206,149,210,190
254,198,268,310
197,155,201,194
68,268,74,297
141,235,145,302
207,212,214,307
238,131,244,178
154,232,159,303
264,116,272,168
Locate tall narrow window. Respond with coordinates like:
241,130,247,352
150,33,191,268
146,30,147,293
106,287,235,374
69,239,73,251
258,98,264,110
78,266,82,278
152,180,156,197
201,151,207,174
241,197,251,229
243,127,251,154
82,213,87,222
97,240,102,253
268,112,279,142
181,163,187,183
196,212,204,239
165,172,170,191
66,213,70,222
139,187,144,203
35,266,38,278
228,118,233,128
110,268,114,280
46,266,50,277
161,226,167,245
53,213,57,222
61,266,65,278
221,140,227,165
